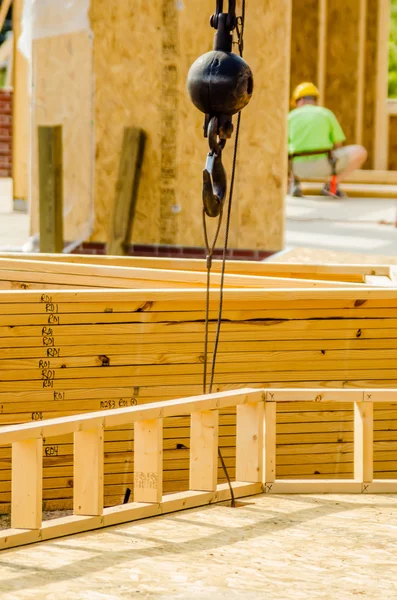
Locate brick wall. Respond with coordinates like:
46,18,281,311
72,242,276,261
0,89,12,177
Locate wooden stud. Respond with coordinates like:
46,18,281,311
74,426,104,516
317,0,327,104
354,400,373,483
236,400,265,483
0,0,12,33
189,410,218,491
12,0,29,207
264,400,276,483
38,126,63,253
356,0,367,145
108,128,146,255
134,419,163,503
267,480,362,494
11,438,42,530
374,0,390,169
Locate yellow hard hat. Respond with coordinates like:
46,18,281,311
292,82,320,106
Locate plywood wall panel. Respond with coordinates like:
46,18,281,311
31,31,94,246
90,2,162,245
290,0,319,93
363,0,378,169
90,0,289,251
325,0,361,145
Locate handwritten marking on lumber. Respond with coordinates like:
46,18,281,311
44,445,59,456
135,472,158,489
100,398,137,410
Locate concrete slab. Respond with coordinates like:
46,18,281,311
286,195,397,256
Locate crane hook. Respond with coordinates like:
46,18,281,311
202,117,227,218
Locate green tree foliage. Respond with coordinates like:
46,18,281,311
389,0,397,97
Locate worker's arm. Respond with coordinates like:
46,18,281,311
328,111,346,148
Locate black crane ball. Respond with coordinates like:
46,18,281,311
187,50,254,117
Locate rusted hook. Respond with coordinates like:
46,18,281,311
203,117,227,218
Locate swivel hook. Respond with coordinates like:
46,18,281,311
202,117,227,218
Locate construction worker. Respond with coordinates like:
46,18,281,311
288,82,367,198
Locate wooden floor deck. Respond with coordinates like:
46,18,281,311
1,493,397,599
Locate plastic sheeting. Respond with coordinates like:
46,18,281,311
18,0,94,253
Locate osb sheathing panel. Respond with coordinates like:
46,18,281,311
30,32,94,245
363,0,378,169
325,0,361,145
90,0,290,250
290,0,319,93
388,116,397,171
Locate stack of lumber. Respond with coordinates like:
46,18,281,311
0,254,396,511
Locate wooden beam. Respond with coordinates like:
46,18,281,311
236,400,265,483
0,0,12,33
12,0,29,204
266,480,363,494
108,128,146,256
0,389,263,446
0,482,263,551
74,426,104,516
374,0,390,169
264,400,276,483
189,410,219,491
134,418,163,503
11,438,42,530
317,0,327,104
38,126,63,253
354,401,373,483
356,0,367,144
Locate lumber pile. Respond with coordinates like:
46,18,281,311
0,255,396,511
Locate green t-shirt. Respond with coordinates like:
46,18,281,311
288,104,346,161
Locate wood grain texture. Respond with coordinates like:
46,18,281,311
363,0,378,169
388,116,397,171
1,267,397,510
90,0,289,250
31,32,94,245
325,0,361,145
290,0,319,93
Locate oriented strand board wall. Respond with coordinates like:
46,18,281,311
290,0,319,94
30,31,94,246
388,116,397,171
363,0,378,169
325,0,361,145
90,0,290,251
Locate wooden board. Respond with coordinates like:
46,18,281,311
31,31,94,246
290,0,319,94
0,283,397,510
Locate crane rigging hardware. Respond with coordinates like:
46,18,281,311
186,1,253,506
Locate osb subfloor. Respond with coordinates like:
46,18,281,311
1,493,397,599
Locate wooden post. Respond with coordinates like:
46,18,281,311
134,419,163,503
38,126,63,253
356,0,367,145
374,0,390,169
108,128,146,255
74,427,104,516
317,0,327,105
236,401,264,483
264,400,277,484
354,401,374,483
12,0,29,208
189,410,218,491
11,438,42,530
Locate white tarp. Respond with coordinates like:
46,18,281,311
19,0,91,60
